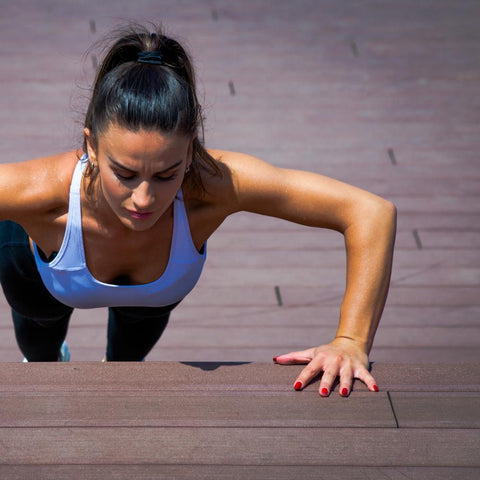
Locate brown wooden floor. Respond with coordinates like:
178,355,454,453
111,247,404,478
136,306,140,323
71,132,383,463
0,0,479,476
0,362,479,478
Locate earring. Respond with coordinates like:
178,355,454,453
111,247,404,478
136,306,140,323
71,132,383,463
185,165,190,174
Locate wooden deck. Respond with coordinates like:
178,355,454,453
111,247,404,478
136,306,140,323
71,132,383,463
0,0,479,476
0,362,479,478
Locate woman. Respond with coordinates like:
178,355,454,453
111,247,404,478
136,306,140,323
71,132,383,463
0,24,396,397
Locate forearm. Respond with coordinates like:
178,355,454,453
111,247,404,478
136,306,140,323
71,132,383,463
334,199,397,353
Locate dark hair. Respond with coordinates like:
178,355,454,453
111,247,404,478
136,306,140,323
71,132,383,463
83,23,220,195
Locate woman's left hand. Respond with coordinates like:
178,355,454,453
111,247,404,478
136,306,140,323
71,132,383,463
273,337,379,397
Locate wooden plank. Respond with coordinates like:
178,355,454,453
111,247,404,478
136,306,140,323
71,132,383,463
390,392,480,428
1,427,478,466
135,345,480,364
397,212,480,230
369,347,480,364
155,325,480,349
279,285,480,307
199,266,348,288
12,343,473,364
371,364,480,392
0,363,478,393
385,286,480,307
190,248,480,268
0,465,479,480
391,267,480,287
0,392,395,428
419,231,480,249
179,285,480,307
172,305,480,328
195,266,480,288
0,362,334,393
388,196,480,213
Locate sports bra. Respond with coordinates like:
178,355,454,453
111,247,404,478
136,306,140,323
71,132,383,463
33,155,206,308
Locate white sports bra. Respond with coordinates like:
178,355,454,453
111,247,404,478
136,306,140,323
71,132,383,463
33,155,206,308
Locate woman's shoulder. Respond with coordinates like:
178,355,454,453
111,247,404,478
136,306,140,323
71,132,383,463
0,150,80,222
184,148,280,213
196,148,271,191
184,149,240,209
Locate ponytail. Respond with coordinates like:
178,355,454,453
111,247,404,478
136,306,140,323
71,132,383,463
83,23,220,195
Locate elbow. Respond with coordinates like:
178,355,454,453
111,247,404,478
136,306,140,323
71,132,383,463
343,196,397,249
376,198,397,238
357,195,396,234
344,194,397,238
385,198,397,224
380,198,396,219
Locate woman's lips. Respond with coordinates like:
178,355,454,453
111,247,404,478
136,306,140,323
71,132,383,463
126,209,154,220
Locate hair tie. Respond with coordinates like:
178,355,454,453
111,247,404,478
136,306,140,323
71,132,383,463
137,50,163,65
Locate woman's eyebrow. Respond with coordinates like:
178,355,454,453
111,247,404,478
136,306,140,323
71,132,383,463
108,156,183,174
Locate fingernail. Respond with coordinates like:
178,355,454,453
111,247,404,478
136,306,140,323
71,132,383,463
341,388,348,396
373,384,379,392
294,381,303,391
321,388,329,396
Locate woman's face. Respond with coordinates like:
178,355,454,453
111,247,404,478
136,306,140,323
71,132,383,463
85,123,193,232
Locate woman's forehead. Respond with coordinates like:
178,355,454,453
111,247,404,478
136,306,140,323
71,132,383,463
99,124,191,160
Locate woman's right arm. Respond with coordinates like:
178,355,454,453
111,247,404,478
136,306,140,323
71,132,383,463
0,152,75,223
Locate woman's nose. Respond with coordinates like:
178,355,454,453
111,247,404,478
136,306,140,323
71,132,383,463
132,181,155,210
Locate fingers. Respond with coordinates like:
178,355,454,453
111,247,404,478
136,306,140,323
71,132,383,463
292,357,379,397
273,348,314,365
337,367,353,397
292,354,326,392
320,363,378,397
318,367,339,396
355,367,379,392
316,357,354,396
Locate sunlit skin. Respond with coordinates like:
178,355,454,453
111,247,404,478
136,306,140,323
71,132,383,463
84,125,193,233
0,123,396,397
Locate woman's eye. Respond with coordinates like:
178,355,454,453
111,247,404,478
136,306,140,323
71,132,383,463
156,174,177,182
115,172,135,181
114,171,177,182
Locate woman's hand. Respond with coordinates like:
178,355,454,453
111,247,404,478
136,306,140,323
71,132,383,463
273,337,378,397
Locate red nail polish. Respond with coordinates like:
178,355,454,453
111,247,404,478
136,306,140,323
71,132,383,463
294,381,303,390
321,388,329,396
273,356,279,362
373,384,379,392
341,388,348,396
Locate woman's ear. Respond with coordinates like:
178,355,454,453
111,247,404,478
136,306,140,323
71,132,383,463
83,128,97,165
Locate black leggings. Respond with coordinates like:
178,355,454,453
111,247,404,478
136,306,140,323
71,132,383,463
0,221,177,361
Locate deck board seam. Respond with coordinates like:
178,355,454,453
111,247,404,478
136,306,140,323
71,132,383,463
387,391,400,428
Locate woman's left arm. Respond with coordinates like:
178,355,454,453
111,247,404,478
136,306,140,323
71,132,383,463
217,150,397,397
274,186,397,397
